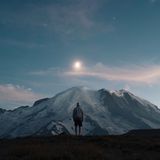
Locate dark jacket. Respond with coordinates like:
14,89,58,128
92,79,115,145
73,106,83,121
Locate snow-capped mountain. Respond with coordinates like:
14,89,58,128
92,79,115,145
0,86,160,138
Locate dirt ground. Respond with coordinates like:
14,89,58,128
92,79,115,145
0,135,160,160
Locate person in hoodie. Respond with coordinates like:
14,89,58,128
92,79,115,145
73,102,83,136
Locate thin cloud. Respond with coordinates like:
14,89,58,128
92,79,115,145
0,38,45,48
65,63,160,84
0,84,43,107
30,63,160,85
0,0,112,38
29,67,63,76
124,84,131,91
149,0,157,3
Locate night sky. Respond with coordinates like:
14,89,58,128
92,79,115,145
1,0,160,108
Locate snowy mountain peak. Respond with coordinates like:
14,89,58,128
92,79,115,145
0,86,160,138
109,89,132,97
98,88,110,93
33,98,49,106
67,86,91,91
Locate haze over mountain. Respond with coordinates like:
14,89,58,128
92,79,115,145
0,86,160,138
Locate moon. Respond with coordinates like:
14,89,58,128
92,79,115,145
73,61,82,70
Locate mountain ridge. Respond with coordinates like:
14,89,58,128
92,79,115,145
0,86,160,138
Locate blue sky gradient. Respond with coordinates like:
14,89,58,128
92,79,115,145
1,0,160,108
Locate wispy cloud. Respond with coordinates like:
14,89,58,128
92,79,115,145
0,84,43,108
29,67,63,76
0,0,112,38
0,38,45,48
44,0,113,37
149,0,157,3
30,62,160,85
65,63,160,84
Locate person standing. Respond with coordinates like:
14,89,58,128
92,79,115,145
73,102,83,136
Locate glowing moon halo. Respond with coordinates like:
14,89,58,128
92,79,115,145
73,61,82,70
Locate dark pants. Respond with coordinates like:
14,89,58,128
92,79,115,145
74,118,82,127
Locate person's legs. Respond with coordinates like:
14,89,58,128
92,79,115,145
79,126,81,135
75,125,77,135
78,120,82,135
74,120,78,135
75,119,82,136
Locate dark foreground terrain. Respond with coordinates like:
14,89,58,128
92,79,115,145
0,135,160,160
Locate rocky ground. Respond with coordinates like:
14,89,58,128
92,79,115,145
0,135,160,160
